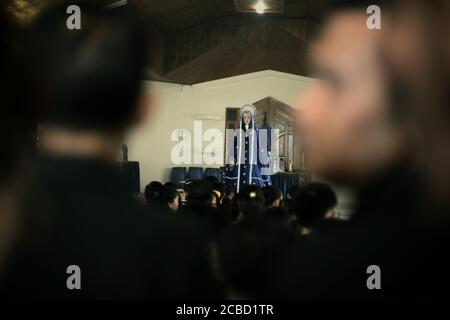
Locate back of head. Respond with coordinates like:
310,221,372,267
308,182,338,213
292,185,328,228
145,181,163,203
163,182,176,189
237,185,265,217
262,186,282,207
186,180,213,206
161,184,178,204
28,1,149,132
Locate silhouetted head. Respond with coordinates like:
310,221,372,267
161,184,180,212
262,186,283,208
237,185,265,218
27,1,150,133
292,183,335,228
186,180,213,206
145,181,163,204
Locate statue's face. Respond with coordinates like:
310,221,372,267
243,111,251,125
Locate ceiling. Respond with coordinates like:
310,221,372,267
163,17,312,84
5,0,334,83
132,0,332,32
129,0,329,82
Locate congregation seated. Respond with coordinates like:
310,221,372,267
177,180,228,239
143,177,339,239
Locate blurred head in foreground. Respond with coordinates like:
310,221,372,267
27,1,151,159
298,2,410,186
384,0,450,212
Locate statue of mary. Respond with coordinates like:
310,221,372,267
224,105,272,193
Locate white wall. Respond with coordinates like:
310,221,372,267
127,70,313,191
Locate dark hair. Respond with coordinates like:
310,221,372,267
186,180,213,205
27,1,149,132
292,183,337,228
163,182,176,189
144,181,163,203
161,184,178,204
262,186,282,207
308,182,338,212
292,188,322,228
237,185,265,217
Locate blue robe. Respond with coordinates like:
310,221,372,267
224,112,271,193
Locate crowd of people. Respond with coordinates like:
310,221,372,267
143,178,337,231
0,0,449,299
140,178,339,298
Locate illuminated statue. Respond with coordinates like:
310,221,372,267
224,105,272,193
